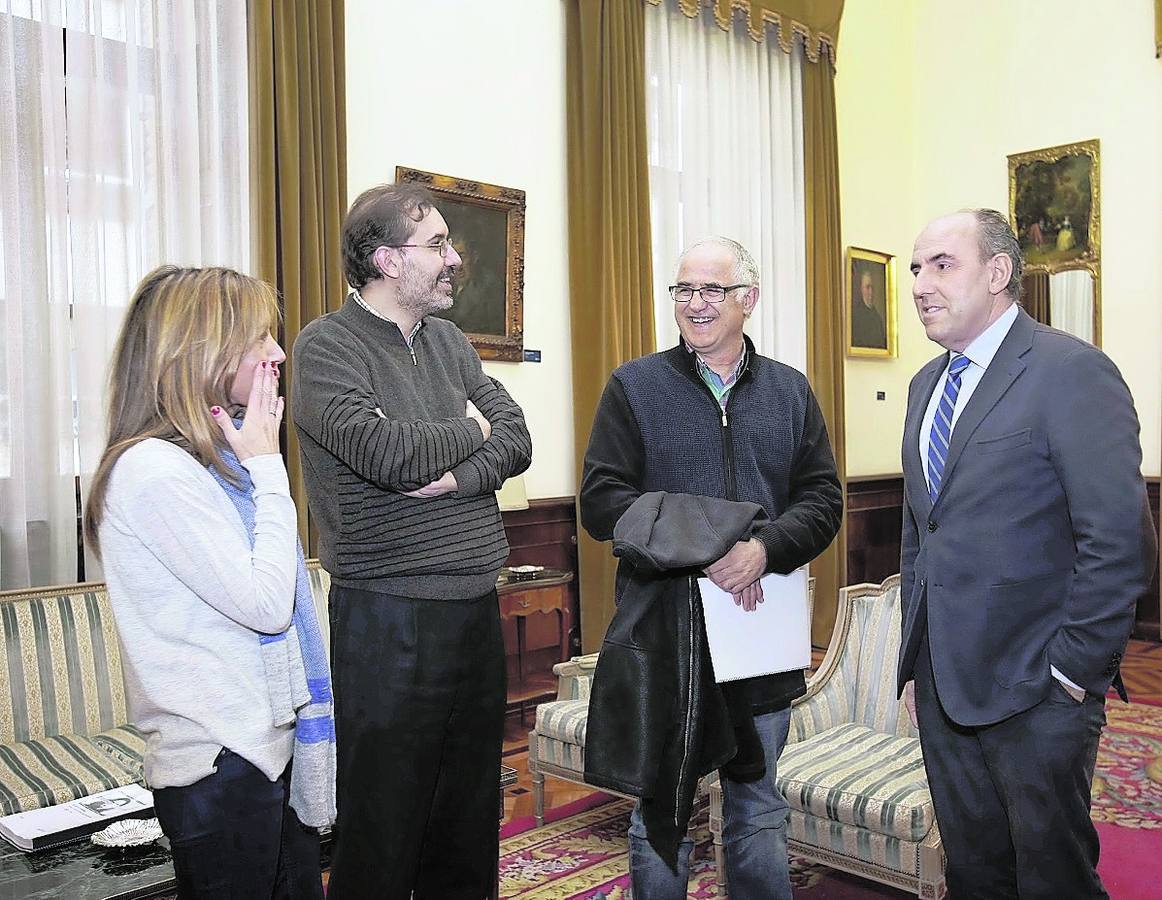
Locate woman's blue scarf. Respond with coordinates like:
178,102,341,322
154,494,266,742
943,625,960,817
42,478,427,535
208,445,336,829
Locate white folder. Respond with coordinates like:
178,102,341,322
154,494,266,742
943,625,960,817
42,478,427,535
697,569,811,682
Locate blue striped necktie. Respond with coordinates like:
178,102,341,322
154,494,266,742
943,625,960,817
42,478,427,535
927,353,972,501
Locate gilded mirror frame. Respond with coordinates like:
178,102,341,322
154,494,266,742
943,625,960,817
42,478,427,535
1007,139,1101,346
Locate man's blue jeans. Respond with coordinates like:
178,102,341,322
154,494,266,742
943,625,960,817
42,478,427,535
628,707,794,899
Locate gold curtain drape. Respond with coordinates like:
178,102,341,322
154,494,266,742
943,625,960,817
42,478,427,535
803,57,847,649
566,0,657,653
568,0,847,650
248,0,348,551
663,0,849,644
1156,0,1161,57
654,0,841,61
1022,272,1052,326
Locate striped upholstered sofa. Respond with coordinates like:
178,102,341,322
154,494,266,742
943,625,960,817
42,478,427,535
710,574,946,898
0,562,333,817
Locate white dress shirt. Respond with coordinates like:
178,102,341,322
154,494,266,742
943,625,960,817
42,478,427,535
917,303,1082,695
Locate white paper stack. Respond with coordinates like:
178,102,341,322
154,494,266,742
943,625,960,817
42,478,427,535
697,569,811,682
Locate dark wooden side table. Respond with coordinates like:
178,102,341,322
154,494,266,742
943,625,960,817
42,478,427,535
499,765,518,818
498,571,575,723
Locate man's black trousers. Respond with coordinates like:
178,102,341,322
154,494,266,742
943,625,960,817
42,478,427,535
324,585,506,900
914,636,1107,900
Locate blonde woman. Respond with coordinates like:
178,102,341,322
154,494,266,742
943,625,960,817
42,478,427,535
84,266,334,899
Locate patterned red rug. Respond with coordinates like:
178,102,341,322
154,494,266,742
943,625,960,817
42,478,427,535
499,798,909,899
498,702,1162,899
1091,700,1162,900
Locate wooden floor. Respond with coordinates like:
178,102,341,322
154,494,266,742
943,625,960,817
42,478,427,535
500,638,1162,827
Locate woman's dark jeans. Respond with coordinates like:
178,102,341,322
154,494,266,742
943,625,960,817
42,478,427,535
153,749,323,900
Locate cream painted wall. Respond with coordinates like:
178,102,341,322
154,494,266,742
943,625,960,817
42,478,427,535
344,0,574,499
839,0,1162,478
836,0,921,476
343,0,1161,488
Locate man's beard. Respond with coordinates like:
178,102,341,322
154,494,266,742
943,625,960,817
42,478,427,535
398,261,454,316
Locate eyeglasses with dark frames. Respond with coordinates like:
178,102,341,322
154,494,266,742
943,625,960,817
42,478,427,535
389,237,455,258
668,283,750,303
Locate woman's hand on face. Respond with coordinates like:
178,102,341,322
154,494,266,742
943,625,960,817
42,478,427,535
210,360,284,460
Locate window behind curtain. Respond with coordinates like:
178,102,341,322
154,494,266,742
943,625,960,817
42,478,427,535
644,0,807,370
0,0,249,588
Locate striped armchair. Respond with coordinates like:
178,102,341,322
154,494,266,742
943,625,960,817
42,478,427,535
0,561,334,818
710,575,946,898
526,653,616,825
0,580,145,816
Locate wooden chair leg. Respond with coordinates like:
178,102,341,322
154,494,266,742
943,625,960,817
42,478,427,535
532,770,546,827
918,828,946,898
708,777,726,889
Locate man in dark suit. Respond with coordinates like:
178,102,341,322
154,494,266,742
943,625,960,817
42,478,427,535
897,209,1155,899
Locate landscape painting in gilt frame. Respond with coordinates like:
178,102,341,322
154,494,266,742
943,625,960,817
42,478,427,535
845,246,897,359
395,166,525,361
1007,139,1100,274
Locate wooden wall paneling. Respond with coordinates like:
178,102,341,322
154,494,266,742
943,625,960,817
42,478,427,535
1142,479,1160,641
502,483,1162,657
844,476,1160,642
501,497,582,658
846,477,904,587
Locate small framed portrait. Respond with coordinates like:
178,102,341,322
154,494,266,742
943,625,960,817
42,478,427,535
846,247,897,359
395,166,525,361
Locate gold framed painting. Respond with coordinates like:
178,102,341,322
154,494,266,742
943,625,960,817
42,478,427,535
846,247,897,359
1007,139,1101,346
1007,139,1100,275
395,166,525,361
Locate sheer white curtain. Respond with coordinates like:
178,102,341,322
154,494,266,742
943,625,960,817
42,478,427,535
645,0,806,370
1049,269,1095,344
0,0,249,588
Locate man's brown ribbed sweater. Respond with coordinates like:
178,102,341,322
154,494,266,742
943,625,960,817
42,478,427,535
291,297,531,599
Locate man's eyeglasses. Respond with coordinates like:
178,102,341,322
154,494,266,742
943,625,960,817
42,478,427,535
389,237,455,258
668,284,750,303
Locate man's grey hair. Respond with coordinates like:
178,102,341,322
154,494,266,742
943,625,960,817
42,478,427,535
966,208,1024,302
676,236,760,290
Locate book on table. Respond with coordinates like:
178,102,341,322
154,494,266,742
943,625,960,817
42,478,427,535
0,784,154,852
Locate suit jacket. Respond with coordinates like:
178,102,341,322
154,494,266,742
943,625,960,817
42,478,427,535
897,309,1156,727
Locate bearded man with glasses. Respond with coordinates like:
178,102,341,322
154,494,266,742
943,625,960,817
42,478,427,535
292,183,531,898
580,237,842,899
